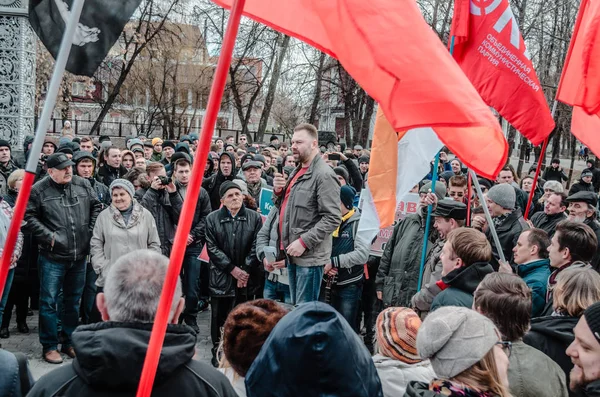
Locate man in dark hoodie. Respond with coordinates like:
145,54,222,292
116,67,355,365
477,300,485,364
430,227,494,311
27,250,237,397
245,301,383,397
202,151,238,210
0,140,20,196
96,146,127,187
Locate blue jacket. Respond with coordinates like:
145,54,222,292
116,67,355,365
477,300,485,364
517,258,551,317
245,302,383,397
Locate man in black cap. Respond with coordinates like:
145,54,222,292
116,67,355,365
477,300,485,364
243,160,267,204
566,191,600,270
411,199,467,316
24,153,102,364
269,135,280,148
205,181,262,366
569,170,595,196
0,139,20,196
353,145,363,157
143,141,153,160
160,140,176,166
566,301,600,395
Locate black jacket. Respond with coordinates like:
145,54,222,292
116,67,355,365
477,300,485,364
202,152,239,210
134,187,183,255
95,164,128,188
487,208,528,267
25,176,102,262
341,158,363,192
430,262,494,311
531,211,567,238
524,315,579,396
175,181,212,249
205,205,262,298
27,321,237,397
0,159,20,196
543,167,568,183
88,177,111,208
569,180,595,196
585,217,600,271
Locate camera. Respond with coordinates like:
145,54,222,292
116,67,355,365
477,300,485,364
158,176,170,185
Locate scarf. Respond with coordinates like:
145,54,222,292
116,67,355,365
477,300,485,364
430,379,498,397
333,209,355,237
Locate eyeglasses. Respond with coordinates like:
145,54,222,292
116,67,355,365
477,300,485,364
496,341,512,358
449,192,465,197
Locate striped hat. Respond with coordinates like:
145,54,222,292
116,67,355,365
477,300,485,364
376,307,422,364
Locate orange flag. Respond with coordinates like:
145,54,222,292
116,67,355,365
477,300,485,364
450,0,555,145
212,0,507,179
557,0,600,155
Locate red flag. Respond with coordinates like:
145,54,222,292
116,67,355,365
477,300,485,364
211,0,507,179
449,0,470,51
557,0,600,156
450,0,554,145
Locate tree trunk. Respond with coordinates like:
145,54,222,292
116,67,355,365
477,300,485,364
551,128,561,161
507,125,517,158
516,133,527,178
359,96,375,147
566,134,577,189
256,35,290,142
308,51,326,125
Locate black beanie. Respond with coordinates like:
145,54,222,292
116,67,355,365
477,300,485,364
340,185,356,210
219,180,242,199
333,167,349,184
584,301,600,344
0,140,11,150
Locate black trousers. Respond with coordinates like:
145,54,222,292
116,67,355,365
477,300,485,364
1,277,29,328
210,296,236,359
360,255,382,352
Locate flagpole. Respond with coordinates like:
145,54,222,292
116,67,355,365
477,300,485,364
466,169,472,226
0,0,86,300
470,169,507,263
136,0,245,395
416,35,456,292
523,100,557,220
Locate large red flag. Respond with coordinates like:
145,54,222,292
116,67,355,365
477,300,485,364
557,0,600,156
212,0,507,179
450,0,555,145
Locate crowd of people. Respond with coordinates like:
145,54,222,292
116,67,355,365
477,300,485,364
0,123,599,397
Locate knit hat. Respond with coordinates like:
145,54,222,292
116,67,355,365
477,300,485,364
376,307,422,364
419,181,446,201
127,138,143,150
584,301,600,344
220,180,241,198
162,140,175,150
110,179,135,199
57,146,73,156
58,136,72,147
581,170,593,178
340,185,356,210
233,179,249,196
223,299,289,377
358,156,370,164
333,167,349,184
152,137,163,146
417,306,498,378
179,135,191,143
486,183,516,209
270,135,279,142
0,140,11,150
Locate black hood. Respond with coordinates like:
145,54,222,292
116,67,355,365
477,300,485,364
204,156,215,177
245,302,383,397
218,151,237,180
528,315,579,346
442,262,494,294
71,321,196,391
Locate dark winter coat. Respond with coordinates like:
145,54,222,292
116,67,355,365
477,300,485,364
411,238,444,315
516,258,551,317
543,167,568,183
376,210,435,308
95,164,128,188
245,302,383,397
134,187,183,255
205,205,262,298
530,211,567,238
341,158,363,192
175,181,212,249
430,262,494,311
202,152,239,210
524,315,579,395
582,380,600,397
487,208,529,267
569,180,595,196
584,217,600,271
25,175,102,262
27,322,237,397
87,177,111,208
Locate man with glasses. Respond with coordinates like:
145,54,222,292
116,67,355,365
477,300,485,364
448,175,467,204
24,153,103,364
474,272,568,397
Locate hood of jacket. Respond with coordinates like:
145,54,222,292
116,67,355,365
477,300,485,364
71,321,196,391
528,315,579,346
245,302,383,397
218,152,237,181
442,262,494,294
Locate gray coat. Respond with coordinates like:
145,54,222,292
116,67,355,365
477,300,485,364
256,209,288,285
278,155,341,267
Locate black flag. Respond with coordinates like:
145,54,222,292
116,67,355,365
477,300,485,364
29,0,142,77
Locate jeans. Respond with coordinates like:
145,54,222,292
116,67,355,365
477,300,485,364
0,268,15,322
80,262,97,324
181,248,202,321
263,279,292,304
320,282,363,332
38,255,86,353
288,263,324,305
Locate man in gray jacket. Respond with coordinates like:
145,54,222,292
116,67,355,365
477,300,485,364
273,123,341,304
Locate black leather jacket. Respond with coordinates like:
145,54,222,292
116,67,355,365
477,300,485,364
205,205,262,298
175,181,212,249
25,175,102,262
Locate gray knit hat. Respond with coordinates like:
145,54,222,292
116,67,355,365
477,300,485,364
417,306,498,378
419,181,446,201
486,183,515,210
110,179,135,199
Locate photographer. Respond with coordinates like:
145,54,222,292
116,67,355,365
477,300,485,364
134,162,183,256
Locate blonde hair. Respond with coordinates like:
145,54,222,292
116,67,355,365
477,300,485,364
553,267,600,317
453,348,512,397
7,169,25,189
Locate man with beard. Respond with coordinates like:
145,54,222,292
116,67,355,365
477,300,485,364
376,181,446,308
202,152,238,210
531,192,568,238
565,191,600,270
273,123,341,304
96,146,127,188
566,301,600,396
242,161,266,204
411,199,467,316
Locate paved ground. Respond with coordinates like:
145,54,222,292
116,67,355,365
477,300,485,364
1,309,213,380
